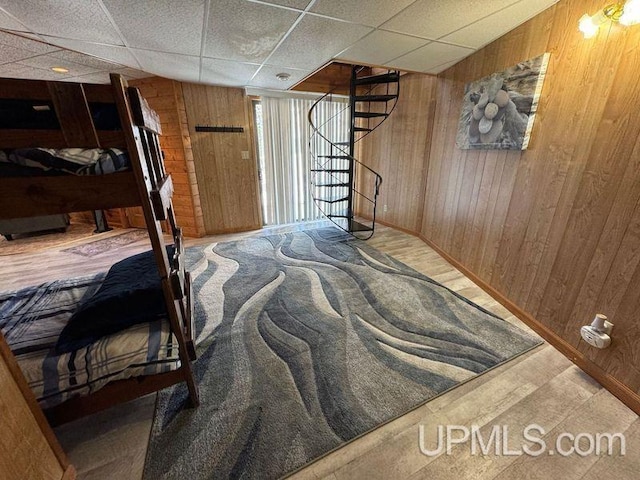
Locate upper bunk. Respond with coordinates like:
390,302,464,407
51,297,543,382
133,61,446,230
0,74,171,220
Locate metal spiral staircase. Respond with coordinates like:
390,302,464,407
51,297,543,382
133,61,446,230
309,66,400,239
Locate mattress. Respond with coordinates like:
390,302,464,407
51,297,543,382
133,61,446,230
0,147,130,177
0,274,180,409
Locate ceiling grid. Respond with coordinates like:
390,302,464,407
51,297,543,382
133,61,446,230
0,0,559,87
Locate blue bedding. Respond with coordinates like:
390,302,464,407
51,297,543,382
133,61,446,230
0,147,130,176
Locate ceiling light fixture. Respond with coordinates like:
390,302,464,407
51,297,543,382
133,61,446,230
620,0,640,24
51,66,69,73
276,72,291,81
578,1,640,38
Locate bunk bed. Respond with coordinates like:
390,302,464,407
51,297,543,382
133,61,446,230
0,74,199,425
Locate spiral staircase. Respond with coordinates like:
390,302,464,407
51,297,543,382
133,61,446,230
309,66,400,239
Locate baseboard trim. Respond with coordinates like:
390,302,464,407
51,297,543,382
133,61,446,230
370,217,419,237
417,233,640,416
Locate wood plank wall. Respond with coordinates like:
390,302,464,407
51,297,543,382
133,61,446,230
181,83,262,234
358,0,640,402
71,77,206,237
129,77,205,237
356,73,437,232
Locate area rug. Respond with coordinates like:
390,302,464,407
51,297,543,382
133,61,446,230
0,222,95,256
143,228,541,480
61,229,148,257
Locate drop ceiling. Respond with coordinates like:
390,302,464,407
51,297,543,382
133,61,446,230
0,0,558,88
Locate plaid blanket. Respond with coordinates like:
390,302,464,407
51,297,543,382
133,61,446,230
0,274,180,409
0,147,130,175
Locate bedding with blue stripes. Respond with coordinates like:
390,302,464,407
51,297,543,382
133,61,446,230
0,274,180,409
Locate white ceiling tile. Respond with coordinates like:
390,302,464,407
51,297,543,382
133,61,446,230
0,0,123,44
0,62,72,80
249,0,310,9
49,49,124,71
381,0,519,40
130,49,200,82
102,0,205,55
0,31,60,54
424,59,459,74
39,36,141,69
440,0,558,48
112,67,151,79
0,8,27,30
0,62,36,76
267,14,372,70
64,71,113,84
18,52,102,76
248,64,309,89
311,0,415,27
338,30,429,66
204,0,300,63
0,44,41,65
389,41,473,72
201,57,260,86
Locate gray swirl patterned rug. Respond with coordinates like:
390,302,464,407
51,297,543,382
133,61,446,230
143,228,541,479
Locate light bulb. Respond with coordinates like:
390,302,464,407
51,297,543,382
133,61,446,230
578,14,599,38
621,0,640,25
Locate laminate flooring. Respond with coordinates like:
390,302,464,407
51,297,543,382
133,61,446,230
1,222,637,480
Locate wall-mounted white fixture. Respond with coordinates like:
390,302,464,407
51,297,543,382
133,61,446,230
579,1,640,38
580,313,613,349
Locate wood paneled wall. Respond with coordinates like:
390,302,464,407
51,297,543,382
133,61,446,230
71,77,206,237
181,83,262,234
358,0,640,402
129,77,205,237
357,73,437,232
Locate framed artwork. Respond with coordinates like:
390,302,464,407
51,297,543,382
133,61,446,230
456,53,550,150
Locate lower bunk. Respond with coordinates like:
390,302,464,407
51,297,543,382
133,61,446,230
0,250,197,425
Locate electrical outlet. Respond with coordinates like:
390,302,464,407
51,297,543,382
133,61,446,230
241,150,250,160
383,204,388,213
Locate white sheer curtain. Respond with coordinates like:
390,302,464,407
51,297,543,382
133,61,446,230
260,95,348,226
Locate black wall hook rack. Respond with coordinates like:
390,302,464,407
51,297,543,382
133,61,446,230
195,125,244,133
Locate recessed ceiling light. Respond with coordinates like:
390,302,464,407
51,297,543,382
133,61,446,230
51,66,69,73
276,72,291,81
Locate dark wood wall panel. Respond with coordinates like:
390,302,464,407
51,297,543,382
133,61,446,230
420,0,640,392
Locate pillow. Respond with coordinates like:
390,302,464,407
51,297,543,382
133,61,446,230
56,246,174,354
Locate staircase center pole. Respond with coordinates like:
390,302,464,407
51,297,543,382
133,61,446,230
347,66,358,228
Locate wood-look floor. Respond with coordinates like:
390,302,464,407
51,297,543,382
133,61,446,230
1,222,637,479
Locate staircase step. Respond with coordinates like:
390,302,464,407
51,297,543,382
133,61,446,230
315,183,350,187
316,197,349,204
349,220,374,232
311,169,350,173
354,127,372,132
318,155,351,159
354,94,397,103
354,72,400,86
327,214,350,219
354,111,389,119
333,141,350,146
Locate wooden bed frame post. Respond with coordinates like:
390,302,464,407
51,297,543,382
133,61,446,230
110,74,199,407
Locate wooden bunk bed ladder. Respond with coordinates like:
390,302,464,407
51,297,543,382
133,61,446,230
111,74,200,407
